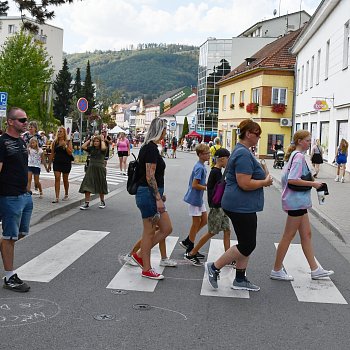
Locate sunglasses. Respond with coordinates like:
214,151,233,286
250,131,261,138
14,118,28,123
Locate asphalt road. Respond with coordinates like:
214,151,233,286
0,151,349,350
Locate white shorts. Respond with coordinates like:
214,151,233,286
188,203,207,217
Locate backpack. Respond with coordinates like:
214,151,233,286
127,153,140,195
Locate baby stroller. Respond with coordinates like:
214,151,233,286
273,150,285,169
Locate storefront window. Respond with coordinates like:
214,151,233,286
320,121,329,161
337,120,348,147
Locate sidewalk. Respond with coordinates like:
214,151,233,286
266,156,350,245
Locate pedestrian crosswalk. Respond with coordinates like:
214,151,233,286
14,233,348,305
39,165,128,186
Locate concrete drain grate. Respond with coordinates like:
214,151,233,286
111,289,128,295
93,314,115,321
132,304,152,311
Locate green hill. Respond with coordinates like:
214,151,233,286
65,45,199,101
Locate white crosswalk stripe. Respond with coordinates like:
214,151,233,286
39,166,128,186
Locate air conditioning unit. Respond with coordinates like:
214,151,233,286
280,118,292,127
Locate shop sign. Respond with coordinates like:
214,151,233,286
313,100,328,111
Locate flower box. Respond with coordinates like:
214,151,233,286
271,103,286,114
239,102,245,108
246,103,259,114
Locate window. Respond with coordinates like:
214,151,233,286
320,121,329,160
343,21,349,69
251,88,260,104
301,65,304,92
230,93,235,106
302,122,308,130
310,55,314,88
272,88,287,105
305,61,309,91
8,24,15,34
267,134,284,155
296,68,300,95
240,90,245,103
222,95,227,111
316,49,321,85
325,40,330,79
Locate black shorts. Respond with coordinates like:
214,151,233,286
118,151,128,157
53,161,71,174
287,209,308,217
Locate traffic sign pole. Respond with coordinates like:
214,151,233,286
76,98,88,153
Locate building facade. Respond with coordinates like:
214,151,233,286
292,0,350,167
0,16,63,77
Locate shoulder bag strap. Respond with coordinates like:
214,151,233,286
288,152,310,172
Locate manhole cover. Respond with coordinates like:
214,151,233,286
111,289,128,295
93,314,115,321
132,304,152,311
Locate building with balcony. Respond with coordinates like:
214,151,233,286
217,29,302,156
0,16,63,77
291,0,350,167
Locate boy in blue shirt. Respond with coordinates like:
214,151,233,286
181,143,210,266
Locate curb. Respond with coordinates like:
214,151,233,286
270,174,346,244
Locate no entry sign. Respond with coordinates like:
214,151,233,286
77,97,88,113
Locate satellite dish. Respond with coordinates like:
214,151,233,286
273,9,277,16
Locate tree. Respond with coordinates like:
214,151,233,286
72,67,83,99
84,60,95,114
0,0,81,33
181,117,189,139
0,31,53,121
0,0,9,16
53,58,73,123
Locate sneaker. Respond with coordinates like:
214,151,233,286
179,240,190,250
131,252,143,268
184,253,203,266
123,253,138,266
311,267,334,280
159,258,177,267
205,262,220,289
195,252,205,259
32,189,40,195
141,269,164,280
80,202,89,210
99,201,106,209
227,260,236,268
335,176,340,182
341,177,345,183
270,268,294,281
231,278,260,292
3,274,30,293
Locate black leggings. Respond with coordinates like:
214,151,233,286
223,210,257,257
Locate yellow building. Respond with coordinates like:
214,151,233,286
217,29,302,157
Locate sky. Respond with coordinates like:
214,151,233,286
8,0,321,53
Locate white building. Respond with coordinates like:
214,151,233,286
291,0,350,168
0,16,63,76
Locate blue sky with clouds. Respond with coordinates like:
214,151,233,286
8,0,321,53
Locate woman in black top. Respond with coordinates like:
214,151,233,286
131,118,173,280
48,126,73,203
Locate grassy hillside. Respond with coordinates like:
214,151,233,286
65,45,199,101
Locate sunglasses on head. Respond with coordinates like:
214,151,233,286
14,118,28,124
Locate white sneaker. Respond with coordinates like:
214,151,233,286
123,253,138,266
311,267,334,280
32,189,40,195
270,268,294,281
159,258,177,267
335,176,340,182
341,177,345,183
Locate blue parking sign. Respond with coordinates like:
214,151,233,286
0,92,8,117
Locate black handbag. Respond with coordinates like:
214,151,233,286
287,152,313,191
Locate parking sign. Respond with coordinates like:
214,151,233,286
0,92,8,117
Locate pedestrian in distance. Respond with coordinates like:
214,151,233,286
0,107,33,292
131,118,173,280
116,132,130,175
310,139,323,178
171,136,177,158
185,148,232,266
334,138,348,183
209,137,222,168
180,143,210,265
206,119,273,292
101,129,112,165
47,126,73,203
27,137,49,198
270,130,334,281
79,134,108,210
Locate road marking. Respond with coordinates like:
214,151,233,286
16,230,110,282
274,243,347,304
201,239,249,299
106,236,178,292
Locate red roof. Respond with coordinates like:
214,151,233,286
218,28,303,84
160,95,197,116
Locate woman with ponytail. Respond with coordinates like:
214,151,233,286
270,130,334,281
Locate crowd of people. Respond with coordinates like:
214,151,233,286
0,108,343,292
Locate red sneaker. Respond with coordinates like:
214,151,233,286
141,269,164,280
131,252,143,268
